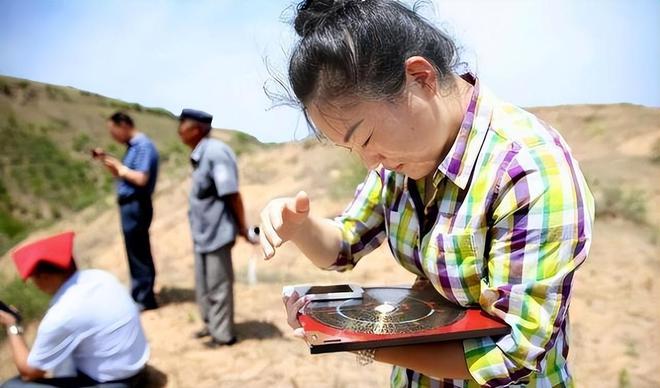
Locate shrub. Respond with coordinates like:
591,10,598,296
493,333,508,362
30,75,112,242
0,210,27,238
160,141,187,163
73,133,92,152
227,131,260,156
618,368,630,388
595,186,647,224
144,107,175,118
44,85,72,102
0,79,12,97
651,138,660,164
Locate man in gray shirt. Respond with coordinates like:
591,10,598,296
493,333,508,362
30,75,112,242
177,109,250,348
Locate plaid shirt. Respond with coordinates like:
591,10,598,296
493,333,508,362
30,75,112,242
329,75,594,387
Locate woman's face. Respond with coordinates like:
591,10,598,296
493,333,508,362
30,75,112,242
307,76,459,180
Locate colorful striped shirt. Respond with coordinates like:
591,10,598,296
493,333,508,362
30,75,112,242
329,75,594,387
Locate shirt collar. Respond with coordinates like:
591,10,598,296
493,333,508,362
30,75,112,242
435,74,494,190
127,132,145,147
49,271,79,307
190,137,209,164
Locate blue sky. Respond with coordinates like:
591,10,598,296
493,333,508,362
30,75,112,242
1,0,658,142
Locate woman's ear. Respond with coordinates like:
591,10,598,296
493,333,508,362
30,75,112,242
404,56,438,95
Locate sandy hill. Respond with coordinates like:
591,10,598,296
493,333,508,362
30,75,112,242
1,77,659,387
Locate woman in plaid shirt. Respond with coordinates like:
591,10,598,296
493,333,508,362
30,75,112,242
260,1,594,387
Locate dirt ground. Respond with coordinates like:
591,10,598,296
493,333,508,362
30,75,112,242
2,124,660,387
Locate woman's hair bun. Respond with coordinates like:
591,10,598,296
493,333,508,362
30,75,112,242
285,0,460,109
294,0,356,37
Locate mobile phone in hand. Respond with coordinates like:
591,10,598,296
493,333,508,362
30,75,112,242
282,284,364,301
0,300,22,323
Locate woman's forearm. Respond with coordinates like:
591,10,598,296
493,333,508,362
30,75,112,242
290,215,343,269
374,340,472,381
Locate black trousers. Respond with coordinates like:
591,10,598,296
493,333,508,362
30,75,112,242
119,196,157,309
0,369,145,388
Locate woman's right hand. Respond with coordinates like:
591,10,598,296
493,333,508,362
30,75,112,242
259,191,310,259
282,291,309,338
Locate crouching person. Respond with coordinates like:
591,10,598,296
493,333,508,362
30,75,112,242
0,231,149,387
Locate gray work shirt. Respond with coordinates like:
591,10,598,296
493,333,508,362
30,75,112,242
189,137,238,253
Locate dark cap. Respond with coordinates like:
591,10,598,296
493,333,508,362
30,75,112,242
179,109,213,125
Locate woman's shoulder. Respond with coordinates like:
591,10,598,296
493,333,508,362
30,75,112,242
475,98,586,190
485,97,580,169
489,101,566,151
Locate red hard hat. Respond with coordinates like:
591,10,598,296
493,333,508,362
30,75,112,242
11,231,75,280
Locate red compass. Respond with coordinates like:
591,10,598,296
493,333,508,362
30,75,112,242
299,287,509,354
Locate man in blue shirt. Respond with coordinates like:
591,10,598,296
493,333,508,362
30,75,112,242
95,112,159,311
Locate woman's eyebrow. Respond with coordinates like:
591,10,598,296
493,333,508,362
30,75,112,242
342,119,365,143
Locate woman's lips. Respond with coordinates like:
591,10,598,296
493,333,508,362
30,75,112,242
384,163,403,171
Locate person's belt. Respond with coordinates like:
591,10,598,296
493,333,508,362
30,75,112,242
118,194,151,205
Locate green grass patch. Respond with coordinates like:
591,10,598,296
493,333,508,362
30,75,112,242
45,85,72,102
595,185,647,225
226,131,261,156
0,115,113,253
0,210,29,251
618,368,630,388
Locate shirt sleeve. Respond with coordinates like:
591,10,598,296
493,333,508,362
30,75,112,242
463,148,594,387
211,147,239,197
128,143,155,174
327,169,386,271
27,310,79,372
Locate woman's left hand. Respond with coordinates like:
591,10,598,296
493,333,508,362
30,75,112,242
282,291,310,338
